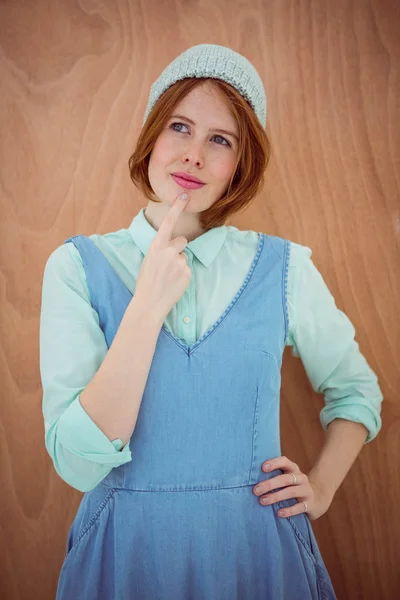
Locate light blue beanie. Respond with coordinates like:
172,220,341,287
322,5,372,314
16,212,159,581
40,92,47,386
142,43,267,129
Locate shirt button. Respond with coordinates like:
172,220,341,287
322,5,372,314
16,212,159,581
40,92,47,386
183,316,191,324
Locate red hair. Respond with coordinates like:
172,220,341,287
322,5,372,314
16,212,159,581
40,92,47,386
128,77,272,231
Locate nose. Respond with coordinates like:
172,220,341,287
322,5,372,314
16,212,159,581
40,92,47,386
182,141,204,168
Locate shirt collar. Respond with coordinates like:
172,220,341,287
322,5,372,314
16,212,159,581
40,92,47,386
128,208,228,268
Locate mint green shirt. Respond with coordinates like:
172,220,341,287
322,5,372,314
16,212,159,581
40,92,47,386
40,208,383,492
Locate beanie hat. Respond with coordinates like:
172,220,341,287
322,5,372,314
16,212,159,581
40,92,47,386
142,43,267,129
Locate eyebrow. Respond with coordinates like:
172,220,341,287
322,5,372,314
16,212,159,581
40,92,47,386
170,114,239,142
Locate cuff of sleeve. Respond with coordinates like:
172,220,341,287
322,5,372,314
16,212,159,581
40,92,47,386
57,395,132,465
319,402,382,444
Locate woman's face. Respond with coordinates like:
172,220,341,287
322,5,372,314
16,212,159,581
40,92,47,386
147,81,239,214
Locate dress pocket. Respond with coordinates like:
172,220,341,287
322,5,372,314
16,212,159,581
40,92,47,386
274,496,318,566
62,487,116,567
273,497,338,599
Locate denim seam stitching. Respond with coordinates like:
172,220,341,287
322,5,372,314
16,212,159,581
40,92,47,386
62,488,116,567
282,239,291,347
248,384,260,483
276,502,317,565
107,483,265,492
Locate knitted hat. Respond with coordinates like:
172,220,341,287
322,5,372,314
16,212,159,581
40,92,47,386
142,43,267,129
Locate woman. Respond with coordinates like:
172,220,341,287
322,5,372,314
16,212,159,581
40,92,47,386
40,44,383,599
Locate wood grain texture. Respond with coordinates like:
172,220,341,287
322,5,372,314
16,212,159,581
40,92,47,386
0,0,398,598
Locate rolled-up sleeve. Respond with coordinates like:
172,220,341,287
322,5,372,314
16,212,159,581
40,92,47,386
40,243,132,493
286,242,383,444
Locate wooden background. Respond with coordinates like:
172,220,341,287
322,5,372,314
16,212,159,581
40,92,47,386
1,0,399,598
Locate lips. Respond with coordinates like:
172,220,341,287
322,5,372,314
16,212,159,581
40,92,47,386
171,174,206,190
172,172,205,184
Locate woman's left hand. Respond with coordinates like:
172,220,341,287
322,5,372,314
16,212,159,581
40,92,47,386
253,455,334,521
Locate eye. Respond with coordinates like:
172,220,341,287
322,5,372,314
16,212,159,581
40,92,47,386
169,122,231,147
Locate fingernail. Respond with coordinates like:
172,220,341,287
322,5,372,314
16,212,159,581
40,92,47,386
263,463,271,471
181,193,188,201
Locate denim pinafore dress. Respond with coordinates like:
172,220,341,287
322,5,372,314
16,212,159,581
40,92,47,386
56,231,337,600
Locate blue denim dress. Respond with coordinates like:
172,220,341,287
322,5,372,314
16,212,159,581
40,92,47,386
56,232,337,600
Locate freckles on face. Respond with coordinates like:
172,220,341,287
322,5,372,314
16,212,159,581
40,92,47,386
147,137,169,190
149,132,235,189
151,133,176,166
209,154,236,184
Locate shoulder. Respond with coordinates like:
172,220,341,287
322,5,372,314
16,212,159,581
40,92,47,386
43,242,82,282
88,225,132,251
223,225,260,247
224,226,313,267
44,225,131,276
287,240,313,269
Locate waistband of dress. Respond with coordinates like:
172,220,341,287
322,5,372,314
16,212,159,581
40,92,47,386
99,481,258,493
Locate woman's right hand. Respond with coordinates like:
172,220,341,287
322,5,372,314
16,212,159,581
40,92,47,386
134,193,192,323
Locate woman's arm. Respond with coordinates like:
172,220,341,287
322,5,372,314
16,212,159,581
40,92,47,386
308,417,369,497
40,243,163,493
287,242,383,444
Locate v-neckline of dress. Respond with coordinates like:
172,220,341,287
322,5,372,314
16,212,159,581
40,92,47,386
159,232,264,355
